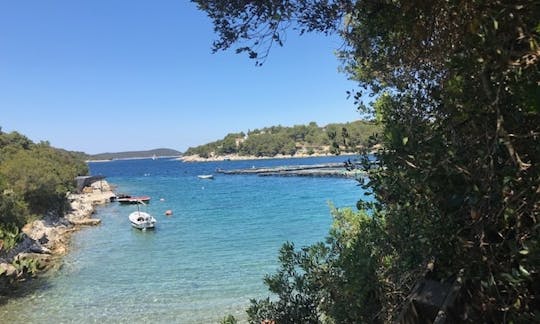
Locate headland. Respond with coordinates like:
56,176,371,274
180,152,360,163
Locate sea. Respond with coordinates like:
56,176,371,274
0,156,367,323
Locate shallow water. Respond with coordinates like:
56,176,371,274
0,157,365,323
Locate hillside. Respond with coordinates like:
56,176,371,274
0,129,89,231
88,148,182,161
184,120,380,159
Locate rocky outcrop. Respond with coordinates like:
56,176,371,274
0,180,115,291
69,218,101,226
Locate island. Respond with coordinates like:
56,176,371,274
181,120,380,162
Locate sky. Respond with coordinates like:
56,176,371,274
0,1,362,154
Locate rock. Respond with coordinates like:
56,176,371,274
29,242,52,254
0,263,17,276
1,179,114,290
82,186,94,194
70,218,101,226
16,253,52,270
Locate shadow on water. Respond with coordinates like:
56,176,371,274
130,227,158,236
0,275,54,307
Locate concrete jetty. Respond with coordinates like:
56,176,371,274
216,163,365,178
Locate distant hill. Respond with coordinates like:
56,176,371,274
88,148,182,161
184,120,381,159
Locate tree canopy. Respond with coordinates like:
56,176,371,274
0,129,88,250
185,120,380,158
195,0,539,322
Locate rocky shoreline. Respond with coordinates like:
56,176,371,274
180,152,360,162
0,180,115,294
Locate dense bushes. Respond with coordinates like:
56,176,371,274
185,121,380,158
247,207,384,323
0,129,88,248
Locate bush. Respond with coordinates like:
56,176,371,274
0,130,88,246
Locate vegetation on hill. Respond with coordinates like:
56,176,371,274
197,0,539,322
185,120,380,158
88,148,182,161
0,129,88,250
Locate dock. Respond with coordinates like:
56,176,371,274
216,163,365,178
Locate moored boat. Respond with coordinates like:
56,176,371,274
129,211,156,230
197,174,214,179
117,195,151,204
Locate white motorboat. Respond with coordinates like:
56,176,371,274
129,207,156,230
197,174,214,179
129,211,156,230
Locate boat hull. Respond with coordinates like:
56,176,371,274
130,222,155,230
118,196,151,204
129,211,156,230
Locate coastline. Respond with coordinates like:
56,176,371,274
0,180,115,294
179,152,360,163
86,155,181,163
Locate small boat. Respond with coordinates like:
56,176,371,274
197,174,214,179
117,195,151,204
129,210,156,230
128,200,155,230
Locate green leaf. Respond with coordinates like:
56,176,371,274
402,137,408,145
513,297,521,310
519,265,530,276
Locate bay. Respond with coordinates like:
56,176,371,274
0,156,364,323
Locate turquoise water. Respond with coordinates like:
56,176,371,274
0,157,364,323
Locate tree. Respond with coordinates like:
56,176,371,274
247,207,384,323
195,0,539,322
0,131,88,232
218,133,241,154
326,128,340,155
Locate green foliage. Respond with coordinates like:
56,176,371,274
0,223,22,251
0,182,29,229
197,0,539,322
1,143,87,216
185,121,380,158
12,256,42,276
247,208,385,323
0,129,88,250
317,207,385,323
247,242,323,324
349,2,540,321
220,314,238,324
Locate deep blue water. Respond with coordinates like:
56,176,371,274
0,156,365,323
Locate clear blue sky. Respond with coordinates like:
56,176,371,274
0,1,361,154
